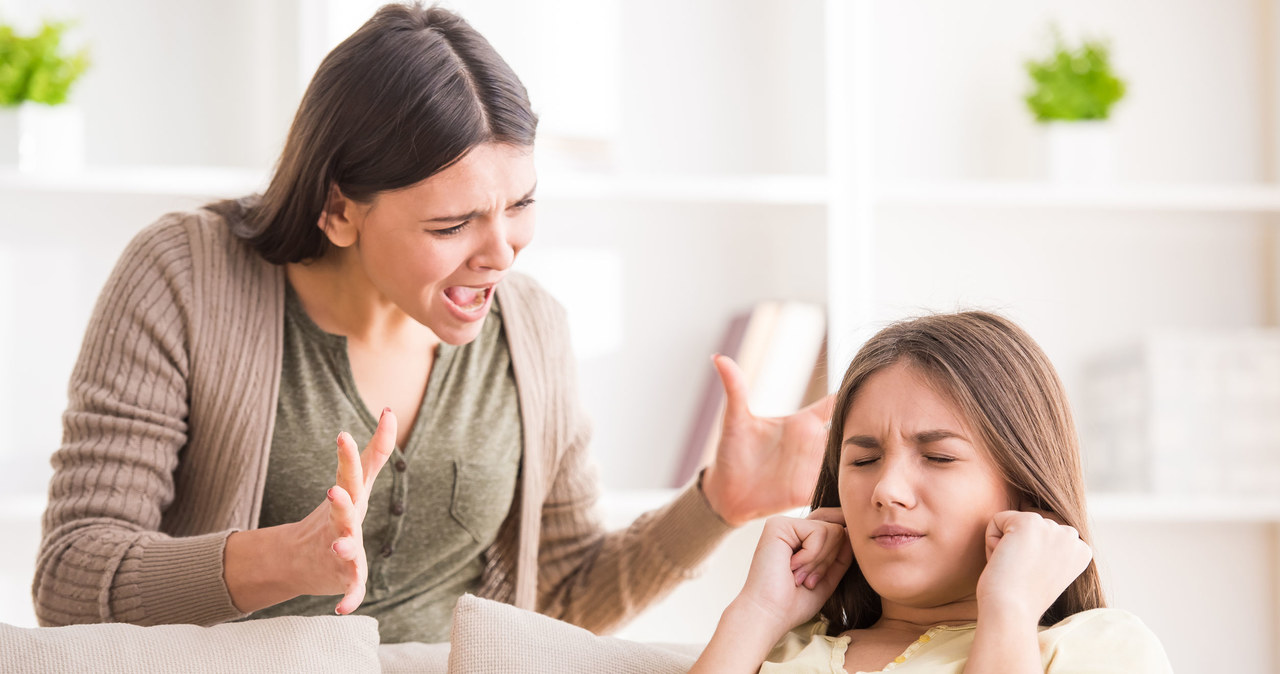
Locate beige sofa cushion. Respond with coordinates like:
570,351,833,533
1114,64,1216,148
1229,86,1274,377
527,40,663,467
448,594,701,673
0,615,380,673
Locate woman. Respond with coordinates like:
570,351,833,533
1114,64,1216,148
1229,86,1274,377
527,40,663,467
691,312,1171,672
33,4,831,644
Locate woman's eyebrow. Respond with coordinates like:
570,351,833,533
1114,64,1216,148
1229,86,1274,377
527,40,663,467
422,183,537,223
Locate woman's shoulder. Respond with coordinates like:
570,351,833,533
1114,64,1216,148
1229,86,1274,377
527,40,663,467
1040,608,1172,672
123,199,258,267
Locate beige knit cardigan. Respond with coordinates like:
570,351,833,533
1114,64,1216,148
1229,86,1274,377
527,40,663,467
34,207,732,633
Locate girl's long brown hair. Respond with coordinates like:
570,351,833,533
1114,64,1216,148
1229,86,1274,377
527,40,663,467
812,311,1106,633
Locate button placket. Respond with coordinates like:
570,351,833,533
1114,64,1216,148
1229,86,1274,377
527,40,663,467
371,446,409,593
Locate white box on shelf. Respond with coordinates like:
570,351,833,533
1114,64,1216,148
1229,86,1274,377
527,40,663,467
1081,330,1280,496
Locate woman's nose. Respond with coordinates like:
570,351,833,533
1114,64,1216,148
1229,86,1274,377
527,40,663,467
473,218,526,271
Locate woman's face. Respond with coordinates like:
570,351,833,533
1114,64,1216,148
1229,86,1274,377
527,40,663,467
342,142,536,345
838,360,1016,610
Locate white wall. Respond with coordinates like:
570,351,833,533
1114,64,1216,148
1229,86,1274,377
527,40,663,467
0,1,1276,670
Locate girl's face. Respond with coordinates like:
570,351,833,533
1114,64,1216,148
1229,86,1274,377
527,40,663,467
838,360,1016,611
342,142,537,345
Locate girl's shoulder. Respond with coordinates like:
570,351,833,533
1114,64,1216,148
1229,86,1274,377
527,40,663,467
1039,608,1173,673
760,617,850,673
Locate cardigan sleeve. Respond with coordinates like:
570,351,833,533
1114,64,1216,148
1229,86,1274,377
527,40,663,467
33,216,243,627
526,288,735,634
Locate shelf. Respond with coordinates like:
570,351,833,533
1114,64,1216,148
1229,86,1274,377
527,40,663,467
0,166,268,198
0,166,830,206
536,172,830,205
1085,493,1280,523
876,181,1280,213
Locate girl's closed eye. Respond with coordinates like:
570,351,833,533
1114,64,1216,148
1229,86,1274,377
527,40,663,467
925,455,957,464
510,197,535,210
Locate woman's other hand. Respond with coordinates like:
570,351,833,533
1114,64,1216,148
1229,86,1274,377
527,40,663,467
975,509,1093,624
224,409,396,614
701,354,835,526
733,513,852,636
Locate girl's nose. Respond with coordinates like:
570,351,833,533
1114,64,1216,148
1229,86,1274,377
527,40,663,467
871,458,916,510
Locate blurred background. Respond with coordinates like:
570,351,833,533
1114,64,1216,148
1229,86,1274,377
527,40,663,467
1,0,1278,671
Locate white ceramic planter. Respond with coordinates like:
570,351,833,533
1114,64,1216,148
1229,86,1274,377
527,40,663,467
0,102,85,174
1044,120,1115,184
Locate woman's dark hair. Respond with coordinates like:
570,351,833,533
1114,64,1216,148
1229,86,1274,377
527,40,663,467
812,311,1106,634
214,2,537,264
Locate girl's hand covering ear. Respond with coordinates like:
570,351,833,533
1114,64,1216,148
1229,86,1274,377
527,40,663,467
701,354,835,526
735,515,853,634
976,510,1093,624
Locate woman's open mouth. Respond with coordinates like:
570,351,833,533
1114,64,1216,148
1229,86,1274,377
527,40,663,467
443,285,493,319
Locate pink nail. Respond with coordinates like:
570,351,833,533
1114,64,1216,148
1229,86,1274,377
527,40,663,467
327,487,335,502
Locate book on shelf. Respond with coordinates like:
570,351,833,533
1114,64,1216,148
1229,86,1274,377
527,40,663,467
671,300,827,487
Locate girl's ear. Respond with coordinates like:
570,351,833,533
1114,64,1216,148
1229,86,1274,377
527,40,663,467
319,183,360,248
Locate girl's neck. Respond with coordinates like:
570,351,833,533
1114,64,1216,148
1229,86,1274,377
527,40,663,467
870,598,979,635
286,251,435,348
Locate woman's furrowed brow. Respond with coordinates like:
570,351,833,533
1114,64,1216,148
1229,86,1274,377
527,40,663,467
421,183,537,223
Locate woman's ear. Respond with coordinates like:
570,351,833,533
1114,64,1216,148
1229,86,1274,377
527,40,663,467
319,182,360,248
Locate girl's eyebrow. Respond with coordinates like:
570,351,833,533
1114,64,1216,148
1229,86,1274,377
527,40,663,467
843,429,968,449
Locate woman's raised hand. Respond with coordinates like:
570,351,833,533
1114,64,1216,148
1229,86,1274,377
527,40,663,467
293,408,397,614
701,354,835,526
734,511,852,634
976,510,1093,624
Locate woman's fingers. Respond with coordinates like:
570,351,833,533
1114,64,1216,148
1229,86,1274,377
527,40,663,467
335,569,367,616
331,535,361,561
801,393,836,426
327,484,367,615
335,432,363,503
712,354,752,423
327,485,358,535
361,408,398,490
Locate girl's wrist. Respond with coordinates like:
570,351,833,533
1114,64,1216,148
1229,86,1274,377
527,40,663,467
976,595,1041,631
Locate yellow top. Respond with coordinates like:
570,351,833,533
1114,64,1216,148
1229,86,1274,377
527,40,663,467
760,608,1172,673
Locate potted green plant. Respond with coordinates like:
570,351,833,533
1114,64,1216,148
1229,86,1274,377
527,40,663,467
0,19,90,173
1024,29,1126,183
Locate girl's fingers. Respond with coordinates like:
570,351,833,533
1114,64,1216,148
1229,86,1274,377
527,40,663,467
361,408,398,489
805,507,846,526
335,432,363,502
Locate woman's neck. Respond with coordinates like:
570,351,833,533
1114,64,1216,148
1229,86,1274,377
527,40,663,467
285,250,436,349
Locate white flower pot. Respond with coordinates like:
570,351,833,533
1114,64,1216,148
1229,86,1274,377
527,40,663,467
1043,120,1115,184
0,103,85,174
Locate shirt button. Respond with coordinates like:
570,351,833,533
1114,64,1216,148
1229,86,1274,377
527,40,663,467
394,459,407,472
390,502,404,516
893,656,907,664
381,543,394,558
